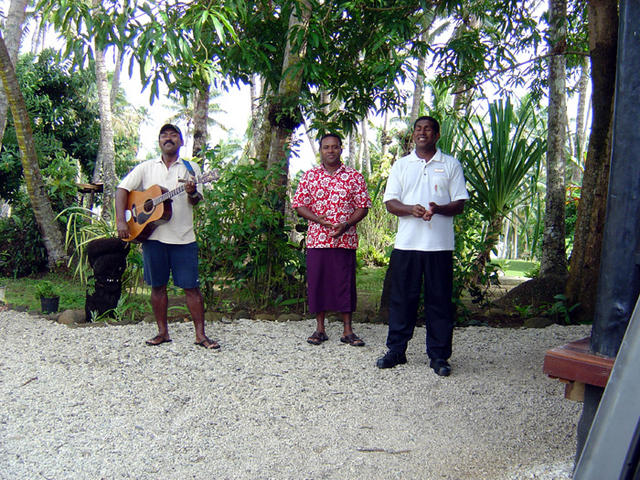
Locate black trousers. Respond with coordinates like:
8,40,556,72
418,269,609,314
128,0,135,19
386,249,454,360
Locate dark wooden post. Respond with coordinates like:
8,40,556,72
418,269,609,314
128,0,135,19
589,0,640,357
576,0,640,461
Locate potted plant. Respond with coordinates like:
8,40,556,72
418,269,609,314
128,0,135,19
35,280,60,313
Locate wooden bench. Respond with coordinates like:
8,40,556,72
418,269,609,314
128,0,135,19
542,337,615,402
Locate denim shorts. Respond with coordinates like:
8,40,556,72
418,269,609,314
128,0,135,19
142,240,199,289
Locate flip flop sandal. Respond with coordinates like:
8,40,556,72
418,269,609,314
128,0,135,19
195,337,221,350
145,335,172,346
307,331,328,345
340,333,365,347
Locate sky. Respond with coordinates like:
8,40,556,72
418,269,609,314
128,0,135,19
3,5,317,176
119,75,316,174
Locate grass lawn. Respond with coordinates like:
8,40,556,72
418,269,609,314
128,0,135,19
0,261,534,318
2,267,387,315
356,266,386,312
1,273,86,312
491,259,538,278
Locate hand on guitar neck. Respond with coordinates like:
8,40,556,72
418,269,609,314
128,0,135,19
116,170,218,243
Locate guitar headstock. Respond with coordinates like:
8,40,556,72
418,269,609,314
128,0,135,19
198,169,220,184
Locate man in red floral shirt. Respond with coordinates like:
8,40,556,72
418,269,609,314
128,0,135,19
292,133,372,346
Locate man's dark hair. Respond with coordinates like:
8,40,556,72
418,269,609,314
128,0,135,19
319,133,343,147
413,116,440,134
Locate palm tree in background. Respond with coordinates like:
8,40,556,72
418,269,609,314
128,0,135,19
457,97,546,279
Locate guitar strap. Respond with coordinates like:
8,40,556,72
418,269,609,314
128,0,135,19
182,159,196,177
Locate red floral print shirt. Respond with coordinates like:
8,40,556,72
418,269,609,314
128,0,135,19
292,163,372,249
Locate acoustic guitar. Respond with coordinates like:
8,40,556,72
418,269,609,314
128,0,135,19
123,171,218,243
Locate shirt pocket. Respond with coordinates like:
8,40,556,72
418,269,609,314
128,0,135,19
432,173,450,201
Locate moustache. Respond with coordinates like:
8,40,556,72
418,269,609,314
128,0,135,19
164,140,175,146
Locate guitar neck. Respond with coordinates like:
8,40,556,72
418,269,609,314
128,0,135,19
157,184,188,205
151,171,216,206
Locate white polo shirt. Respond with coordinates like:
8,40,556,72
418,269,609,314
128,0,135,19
118,157,201,244
383,149,469,252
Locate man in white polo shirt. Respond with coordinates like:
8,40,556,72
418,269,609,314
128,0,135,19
377,116,468,375
115,124,219,350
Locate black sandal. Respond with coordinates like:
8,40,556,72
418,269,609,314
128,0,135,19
307,331,328,345
340,333,365,347
195,337,220,350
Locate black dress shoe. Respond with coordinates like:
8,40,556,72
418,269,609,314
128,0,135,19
430,358,451,376
376,350,407,369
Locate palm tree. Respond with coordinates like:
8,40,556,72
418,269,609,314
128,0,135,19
167,88,228,155
458,97,546,278
0,34,67,269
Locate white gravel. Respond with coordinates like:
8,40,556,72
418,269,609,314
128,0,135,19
0,310,589,480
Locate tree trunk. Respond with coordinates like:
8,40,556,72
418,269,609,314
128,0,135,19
249,84,273,165
246,75,272,162
565,0,618,323
409,30,428,126
474,214,504,282
0,0,28,150
452,15,480,116
381,110,391,158
574,56,590,167
109,47,123,112
93,43,117,223
192,82,210,158
360,119,370,177
540,0,568,278
347,131,356,168
266,0,312,197
0,34,67,269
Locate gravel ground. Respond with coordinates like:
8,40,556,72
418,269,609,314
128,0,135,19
0,310,590,480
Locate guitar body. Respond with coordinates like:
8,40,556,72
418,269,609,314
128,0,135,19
124,185,173,243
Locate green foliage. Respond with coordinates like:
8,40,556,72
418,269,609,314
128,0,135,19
195,150,305,312
0,194,49,277
357,246,389,268
524,263,541,278
60,206,115,284
565,183,580,256
1,273,89,312
357,175,395,267
34,280,58,299
452,208,499,308
492,259,540,278
458,97,546,222
513,303,536,319
89,293,151,323
60,206,143,294
513,294,580,325
543,294,580,325
1,49,99,198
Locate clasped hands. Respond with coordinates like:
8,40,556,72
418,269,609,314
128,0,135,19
411,202,438,221
316,215,350,238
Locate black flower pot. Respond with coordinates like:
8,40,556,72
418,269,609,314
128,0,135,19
40,296,59,314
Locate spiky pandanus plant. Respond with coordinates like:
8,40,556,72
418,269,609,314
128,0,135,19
458,97,546,282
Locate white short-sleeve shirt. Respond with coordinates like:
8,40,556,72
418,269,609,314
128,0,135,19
117,157,201,244
383,149,469,251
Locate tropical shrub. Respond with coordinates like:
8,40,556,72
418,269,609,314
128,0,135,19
457,97,546,281
60,206,144,294
357,175,395,267
0,195,48,277
195,151,306,312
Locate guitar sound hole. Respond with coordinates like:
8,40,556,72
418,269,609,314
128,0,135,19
143,199,154,213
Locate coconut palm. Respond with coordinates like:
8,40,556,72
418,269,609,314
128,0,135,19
457,97,546,277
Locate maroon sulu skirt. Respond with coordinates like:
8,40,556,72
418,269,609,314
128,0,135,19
306,248,357,314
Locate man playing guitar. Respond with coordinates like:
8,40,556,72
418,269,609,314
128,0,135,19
115,124,220,350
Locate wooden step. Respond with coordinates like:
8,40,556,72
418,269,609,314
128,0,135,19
543,337,615,401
